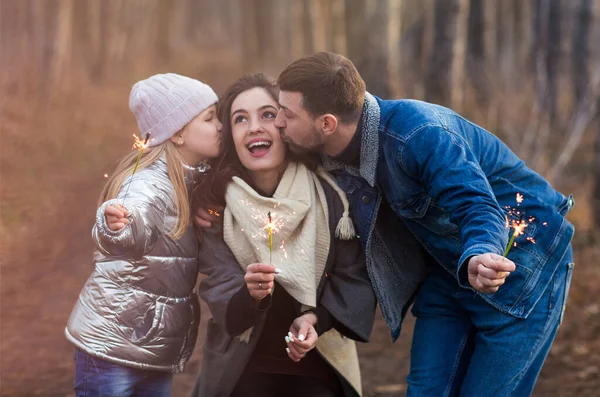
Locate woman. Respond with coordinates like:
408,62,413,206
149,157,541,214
65,73,221,396
192,73,376,397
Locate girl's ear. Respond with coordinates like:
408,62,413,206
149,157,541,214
170,132,184,146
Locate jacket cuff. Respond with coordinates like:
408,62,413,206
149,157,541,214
226,284,271,336
303,306,333,336
94,199,136,255
457,244,504,288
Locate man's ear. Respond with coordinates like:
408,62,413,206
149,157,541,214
320,114,338,137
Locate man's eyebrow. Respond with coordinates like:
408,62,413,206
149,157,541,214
279,104,294,114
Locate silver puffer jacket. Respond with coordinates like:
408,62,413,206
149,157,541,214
65,157,206,373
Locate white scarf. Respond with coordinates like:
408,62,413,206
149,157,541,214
224,162,331,307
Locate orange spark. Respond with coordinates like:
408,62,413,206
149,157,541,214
516,193,524,204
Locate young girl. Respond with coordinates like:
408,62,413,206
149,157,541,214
192,74,376,397
65,73,221,397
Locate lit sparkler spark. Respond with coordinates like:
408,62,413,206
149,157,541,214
503,193,539,257
122,132,151,205
207,209,221,217
503,214,528,256
516,193,524,204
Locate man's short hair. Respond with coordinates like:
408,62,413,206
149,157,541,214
278,52,366,122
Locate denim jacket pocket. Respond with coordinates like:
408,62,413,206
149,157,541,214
392,193,459,236
559,262,575,325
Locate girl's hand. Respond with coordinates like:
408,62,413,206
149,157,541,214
245,263,279,301
285,312,318,362
105,204,129,231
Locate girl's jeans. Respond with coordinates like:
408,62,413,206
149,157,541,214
73,349,172,397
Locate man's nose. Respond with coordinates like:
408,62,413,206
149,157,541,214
274,110,286,128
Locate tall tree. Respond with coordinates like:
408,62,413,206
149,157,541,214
345,0,368,77
329,0,347,54
595,99,600,232
450,0,470,112
364,0,392,97
546,0,562,125
425,0,461,105
572,0,592,103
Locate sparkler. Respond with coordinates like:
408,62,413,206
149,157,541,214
266,211,274,264
238,199,287,264
503,193,537,256
122,132,151,205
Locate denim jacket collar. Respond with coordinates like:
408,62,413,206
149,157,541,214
323,92,380,187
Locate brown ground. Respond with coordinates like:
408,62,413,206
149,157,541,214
1,92,599,397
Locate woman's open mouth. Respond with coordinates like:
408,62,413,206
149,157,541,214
246,139,273,158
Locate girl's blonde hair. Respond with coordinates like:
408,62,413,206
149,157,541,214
99,139,190,239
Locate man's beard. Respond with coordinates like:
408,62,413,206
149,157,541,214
280,127,325,155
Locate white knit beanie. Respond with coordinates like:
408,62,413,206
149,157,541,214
129,73,218,147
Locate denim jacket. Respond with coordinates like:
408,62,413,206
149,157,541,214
324,93,575,341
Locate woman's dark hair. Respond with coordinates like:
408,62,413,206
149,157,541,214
193,73,319,212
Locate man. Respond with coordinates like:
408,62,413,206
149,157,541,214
271,52,575,396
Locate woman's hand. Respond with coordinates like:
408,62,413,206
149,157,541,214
245,263,279,301
105,204,129,231
285,312,318,362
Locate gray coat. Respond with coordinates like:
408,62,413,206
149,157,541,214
193,180,376,397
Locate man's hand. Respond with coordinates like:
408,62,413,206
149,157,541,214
285,312,318,362
245,263,279,301
105,204,129,231
194,206,223,229
468,253,516,293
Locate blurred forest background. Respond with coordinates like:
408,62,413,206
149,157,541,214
1,0,600,396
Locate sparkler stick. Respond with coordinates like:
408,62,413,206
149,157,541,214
503,215,525,256
267,211,273,264
122,132,151,205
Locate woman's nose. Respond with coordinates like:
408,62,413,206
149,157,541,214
248,118,262,134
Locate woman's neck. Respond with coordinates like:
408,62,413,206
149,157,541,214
249,165,286,197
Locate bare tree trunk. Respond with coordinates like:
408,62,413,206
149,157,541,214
450,0,470,112
240,0,259,71
156,0,172,59
51,0,73,91
311,0,328,53
290,0,307,59
546,0,562,126
425,0,461,105
302,0,315,54
515,0,533,73
345,0,368,76
365,0,391,97
387,0,402,98
329,0,347,54
595,99,600,232
572,0,592,103
483,0,497,69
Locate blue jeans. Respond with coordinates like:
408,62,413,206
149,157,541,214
407,247,574,397
73,349,172,397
